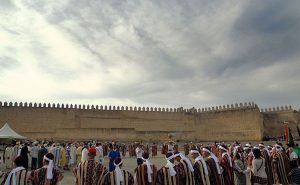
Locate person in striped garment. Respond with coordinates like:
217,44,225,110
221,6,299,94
201,147,223,185
174,151,195,185
29,152,63,185
288,160,300,185
156,152,186,185
1,156,31,185
73,147,107,185
134,152,157,185
258,143,273,185
102,158,134,185
271,144,290,185
218,145,234,185
190,149,210,185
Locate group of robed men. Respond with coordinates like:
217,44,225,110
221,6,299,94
73,141,300,185
1,141,300,185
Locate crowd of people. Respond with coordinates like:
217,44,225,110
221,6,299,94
0,140,299,185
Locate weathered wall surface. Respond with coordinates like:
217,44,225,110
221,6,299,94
261,106,300,138
0,101,277,142
0,102,196,141
194,107,263,141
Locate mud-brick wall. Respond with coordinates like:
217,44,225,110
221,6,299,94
263,110,300,138
0,106,195,141
194,107,263,141
0,102,265,141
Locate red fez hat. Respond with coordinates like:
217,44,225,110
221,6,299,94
88,147,96,153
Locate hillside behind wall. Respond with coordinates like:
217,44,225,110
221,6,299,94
0,101,264,141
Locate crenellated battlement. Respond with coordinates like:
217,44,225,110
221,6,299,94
0,101,186,113
0,101,260,114
195,101,258,113
260,105,293,113
0,100,281,141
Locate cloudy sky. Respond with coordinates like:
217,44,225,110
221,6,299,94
1,0,300,110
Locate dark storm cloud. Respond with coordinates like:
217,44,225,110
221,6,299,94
207,1,300,78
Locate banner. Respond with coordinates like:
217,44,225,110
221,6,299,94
285,127,295,147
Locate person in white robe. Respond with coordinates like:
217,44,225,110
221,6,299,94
5,145,14,169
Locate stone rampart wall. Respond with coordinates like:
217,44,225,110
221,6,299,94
261,106,300,138
0,101,275,141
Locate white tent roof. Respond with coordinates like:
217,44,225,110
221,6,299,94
0,123,26,139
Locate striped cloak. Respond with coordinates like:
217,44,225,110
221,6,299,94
204,157,222,185
157,166,177,185
193,160,210,185
219,154,234,185
30,167,63,185
1,169,30,185
261,149,273,185
134,163,157,185
102,170,134,185
177,160,195,185
73,159,107,185
272,152,290,185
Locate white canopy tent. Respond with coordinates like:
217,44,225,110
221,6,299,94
0,123,26,139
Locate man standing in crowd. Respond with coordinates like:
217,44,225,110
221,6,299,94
157,152,185,185
102,158,134,185
184,143,190,156
50,144,61,168
190,149,210,185
96,142,103,163
81,144,88,162
174,151,194,185
76,143,83,164
1,156,31,185
134,152,157,185
259,143,273,185
219,145,234,185
20,143,29,170
29,152,64,185
288,147,298,167
31,142,39,170
4,144,14,169
201,147,223,185
73,147,107,185
272,144,290,185
151,143,157,157
109,144,121,172
288,160,300,185
70,143,77,166
38,144,48,168
135,143,144,166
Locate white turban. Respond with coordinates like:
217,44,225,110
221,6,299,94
202,148,222,174
142,157,153,183
114,160,124,185
165,155,176,176
179,152,194,172
189,150,208,175
43,155,54,179
219,145,232,167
